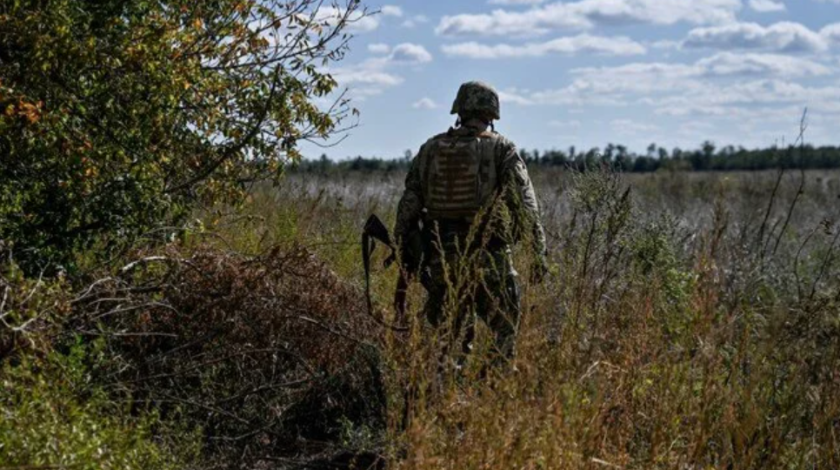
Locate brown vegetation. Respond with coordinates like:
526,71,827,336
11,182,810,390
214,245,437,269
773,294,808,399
3,168,840,469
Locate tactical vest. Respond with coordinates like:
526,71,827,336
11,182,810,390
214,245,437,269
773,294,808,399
423,130,500,222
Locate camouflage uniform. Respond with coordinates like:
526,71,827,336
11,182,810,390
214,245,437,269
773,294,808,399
394,81,547,361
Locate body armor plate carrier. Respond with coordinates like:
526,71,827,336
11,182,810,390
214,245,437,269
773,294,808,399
424,131,498,221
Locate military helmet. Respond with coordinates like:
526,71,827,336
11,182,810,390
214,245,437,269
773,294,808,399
450,81,501,121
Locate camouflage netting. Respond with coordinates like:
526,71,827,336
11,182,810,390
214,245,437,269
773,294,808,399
71,245,387,468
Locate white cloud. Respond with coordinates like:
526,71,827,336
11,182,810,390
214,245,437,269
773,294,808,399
696,52,831,77
748,0,786,12
822,23,840,46
570,53,829,82
388,43,433,63
401,14,429,29
312,5,408,32
650,40,682,50
548,119,582,128
509,75,840,124
494,52,837,114
684,22,829,53
489,0,547,5
330,69,401,99
413,98,440,109
499,85,629,107
677,120,716,137
436,0,742,37
499,90,539,105
437,7,586,37
442,34,646,58
368,43,390,54
649,81,840,117
381,5,403,17
331,44,433,99
332,69,403,87
315,7,381,33
331,66,404,99
612,119,660,135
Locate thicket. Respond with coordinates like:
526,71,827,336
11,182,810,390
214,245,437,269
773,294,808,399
0,0,357,274
1,1,383,468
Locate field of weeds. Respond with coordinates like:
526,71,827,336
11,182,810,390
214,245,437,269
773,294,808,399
5,1,840,467
3,167,840,469
280,169,840,468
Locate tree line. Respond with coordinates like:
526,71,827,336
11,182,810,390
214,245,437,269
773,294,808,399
295,141,840,174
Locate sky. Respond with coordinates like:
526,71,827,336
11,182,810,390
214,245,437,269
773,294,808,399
304,0,840,160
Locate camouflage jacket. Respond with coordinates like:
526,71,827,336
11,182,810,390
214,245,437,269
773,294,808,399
394,124,547,258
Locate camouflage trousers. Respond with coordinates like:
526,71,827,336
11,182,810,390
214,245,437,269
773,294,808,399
420,247,521,363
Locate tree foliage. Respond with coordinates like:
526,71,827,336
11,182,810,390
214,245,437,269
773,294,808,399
0,0,362,273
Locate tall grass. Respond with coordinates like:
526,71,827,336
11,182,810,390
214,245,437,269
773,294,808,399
3,168,839,469
252,169,840,469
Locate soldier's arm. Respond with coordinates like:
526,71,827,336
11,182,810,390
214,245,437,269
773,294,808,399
394,145,426,243
499,142,548,259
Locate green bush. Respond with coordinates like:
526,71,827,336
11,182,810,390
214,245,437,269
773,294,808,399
0,0,361,274
0,341,200,470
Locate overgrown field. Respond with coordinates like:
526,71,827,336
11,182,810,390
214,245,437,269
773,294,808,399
3,168,840,469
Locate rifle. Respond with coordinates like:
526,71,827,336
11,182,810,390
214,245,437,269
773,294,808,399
362,214,412,329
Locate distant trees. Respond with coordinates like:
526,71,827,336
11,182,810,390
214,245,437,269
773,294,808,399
529,142,840,172
296,142,840,174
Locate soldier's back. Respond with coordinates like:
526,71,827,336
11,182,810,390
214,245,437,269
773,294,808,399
419,127,512,223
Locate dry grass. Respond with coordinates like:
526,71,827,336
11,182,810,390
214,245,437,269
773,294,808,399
4,168,838,469
240,168,840,469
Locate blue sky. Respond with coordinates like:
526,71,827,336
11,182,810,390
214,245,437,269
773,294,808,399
306,0,840,159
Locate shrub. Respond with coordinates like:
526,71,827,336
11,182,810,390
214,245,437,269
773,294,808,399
0,0,362,274
0,242,71,359
72,244,388,467
0,341,199,470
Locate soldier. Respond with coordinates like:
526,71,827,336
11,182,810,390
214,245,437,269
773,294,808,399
394,81,548,365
